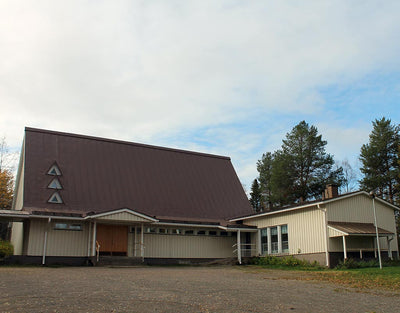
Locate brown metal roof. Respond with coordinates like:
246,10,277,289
23,127,252,221
328,222,394,235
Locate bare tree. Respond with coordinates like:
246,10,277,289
340,158,358,193
0,136,19,173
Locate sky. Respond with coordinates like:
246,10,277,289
1,1,400,192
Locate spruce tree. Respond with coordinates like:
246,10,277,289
359,117,400,203
249,179,262,212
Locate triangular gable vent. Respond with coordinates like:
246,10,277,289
48,192,63,204
47,164,62,176
48,178,62,190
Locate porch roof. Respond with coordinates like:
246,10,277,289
328,221,394,237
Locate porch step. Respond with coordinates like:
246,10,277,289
96,256,144,267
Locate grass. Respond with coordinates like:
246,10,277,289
245,264,400,292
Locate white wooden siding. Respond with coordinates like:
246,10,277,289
326,194,398,252
96,212,151,223
27,219,89,256
244,207,325,255
143,233,236,258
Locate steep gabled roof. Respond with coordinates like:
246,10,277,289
22,127,252,221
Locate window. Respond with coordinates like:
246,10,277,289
54,223,82,231
48,192,63,204
159,228,167,234
170,229,182,235
48,178,62,190
220,231,228,236
47,164,62,176
197,230,206,235
261,224,289,254
281,225,289,253
145,227,157,233
208,231,217,236
261,228,268,255
184,230,194,235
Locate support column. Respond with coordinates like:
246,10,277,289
359,249,363,259
87,222,92,257
92,221,97,257
134,226,137,257
42,218,51,265
141,223,144,260
342,236,347,260
256,229,261,256
373,238,377,258
387,237,393,260
267,228,271,255
237,230,241,264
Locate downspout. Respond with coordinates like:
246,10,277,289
318,204,330,268
42,217,51,265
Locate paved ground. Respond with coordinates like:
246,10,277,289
0,266,399,313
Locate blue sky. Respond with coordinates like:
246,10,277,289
1,1,400,192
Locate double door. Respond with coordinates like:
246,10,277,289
96,224,128,256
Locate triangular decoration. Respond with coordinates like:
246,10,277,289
48,192,63,204
47,163,62,176
48,178,63,190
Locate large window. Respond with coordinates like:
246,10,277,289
281,225,289,253
260,224,289,255
270,227,278,253
261,228,268,255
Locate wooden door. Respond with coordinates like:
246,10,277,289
97,224,128,256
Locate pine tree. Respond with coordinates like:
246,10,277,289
249,179,262,213
280,121,342,202
256,121,343,206
359,117,400,203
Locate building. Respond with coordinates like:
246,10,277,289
1,128,398,267
231,185,399,267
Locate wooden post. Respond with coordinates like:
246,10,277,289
256,229,261,256
342,236,347,260
92,222,97,257
237,230,241,264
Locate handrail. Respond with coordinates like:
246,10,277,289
95,241,100,262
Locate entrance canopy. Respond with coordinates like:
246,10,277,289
328,221,394,238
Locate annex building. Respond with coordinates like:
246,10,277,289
1,128,398,267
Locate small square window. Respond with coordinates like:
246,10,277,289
185,230,194,235
209,231,217,236
197,230,206,235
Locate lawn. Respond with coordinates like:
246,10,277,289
244,265,400,291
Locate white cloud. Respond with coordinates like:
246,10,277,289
0,1,400,188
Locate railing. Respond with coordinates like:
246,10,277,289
232,243,257,257
133,242,145,261
95,241,100,262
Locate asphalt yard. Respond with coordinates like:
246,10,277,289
0,266,399,313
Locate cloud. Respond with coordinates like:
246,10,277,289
0,1,400,188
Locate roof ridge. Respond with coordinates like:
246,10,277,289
25,127,230,160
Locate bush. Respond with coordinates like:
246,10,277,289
0,240,13,258
251,255,323,269
334,258,400,269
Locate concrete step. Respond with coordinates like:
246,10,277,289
96,256,144,266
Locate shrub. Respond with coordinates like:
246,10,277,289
251,255,322,269
0,240,13,258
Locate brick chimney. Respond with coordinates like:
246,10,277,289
323,184,339,200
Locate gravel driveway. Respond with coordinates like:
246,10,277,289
0,266,398,313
